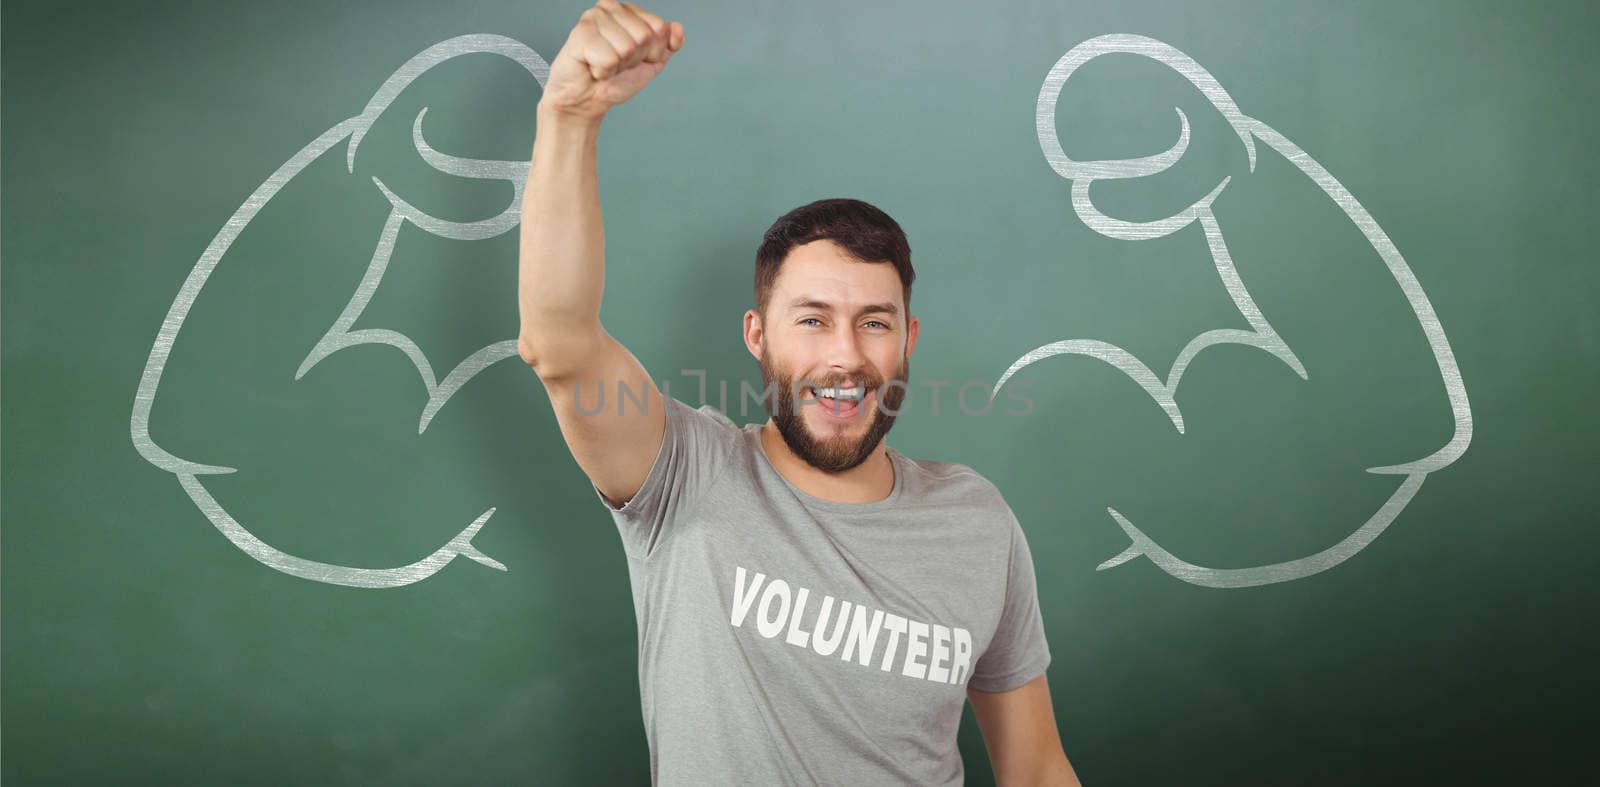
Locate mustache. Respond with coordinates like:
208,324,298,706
757,350,910,403
782,366,906,389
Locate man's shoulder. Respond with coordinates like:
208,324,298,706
662,398,749,474
668,396,741,432
896,452,1009,510
696,402,738,429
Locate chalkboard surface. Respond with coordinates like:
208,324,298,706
4,0,1595,784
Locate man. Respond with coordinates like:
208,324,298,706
518,2,1081,784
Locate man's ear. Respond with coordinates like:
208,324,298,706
743,308,764,360
905,313,920,359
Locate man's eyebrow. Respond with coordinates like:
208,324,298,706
787,298,900,318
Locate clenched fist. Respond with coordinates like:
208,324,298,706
540,0,684,119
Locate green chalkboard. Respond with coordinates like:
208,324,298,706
5,0,1596,783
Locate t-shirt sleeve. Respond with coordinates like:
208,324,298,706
591,395,737,561
969,511,1053,693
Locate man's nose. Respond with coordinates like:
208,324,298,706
825,325,868,377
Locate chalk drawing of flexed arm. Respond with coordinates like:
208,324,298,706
994,34,1474,588
130,35,550,588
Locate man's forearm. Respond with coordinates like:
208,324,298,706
517,102,606,371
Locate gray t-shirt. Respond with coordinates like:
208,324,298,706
593,395,1052,785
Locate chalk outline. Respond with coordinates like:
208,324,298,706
130,35,548,588
994,34,1474,588
133,32,1473,590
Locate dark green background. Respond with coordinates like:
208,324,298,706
5,0,1595,784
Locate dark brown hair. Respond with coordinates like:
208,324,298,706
754,198,915,318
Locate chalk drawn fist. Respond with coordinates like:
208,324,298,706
998,35,1474,588
541,0,685,119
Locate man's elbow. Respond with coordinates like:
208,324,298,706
996,745,1079,787
1031,748,1081,787
516,335,539,368
517,318,604,379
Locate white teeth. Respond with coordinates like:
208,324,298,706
817,386,863,401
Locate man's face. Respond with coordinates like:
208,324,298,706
746,239,919,473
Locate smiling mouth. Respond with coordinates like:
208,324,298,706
805,385,868,419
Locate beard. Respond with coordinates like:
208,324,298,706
758,345,910,474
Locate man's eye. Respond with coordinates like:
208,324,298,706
799,317,823,327
865,320,889,329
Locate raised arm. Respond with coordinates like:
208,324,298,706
517,0,686,508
